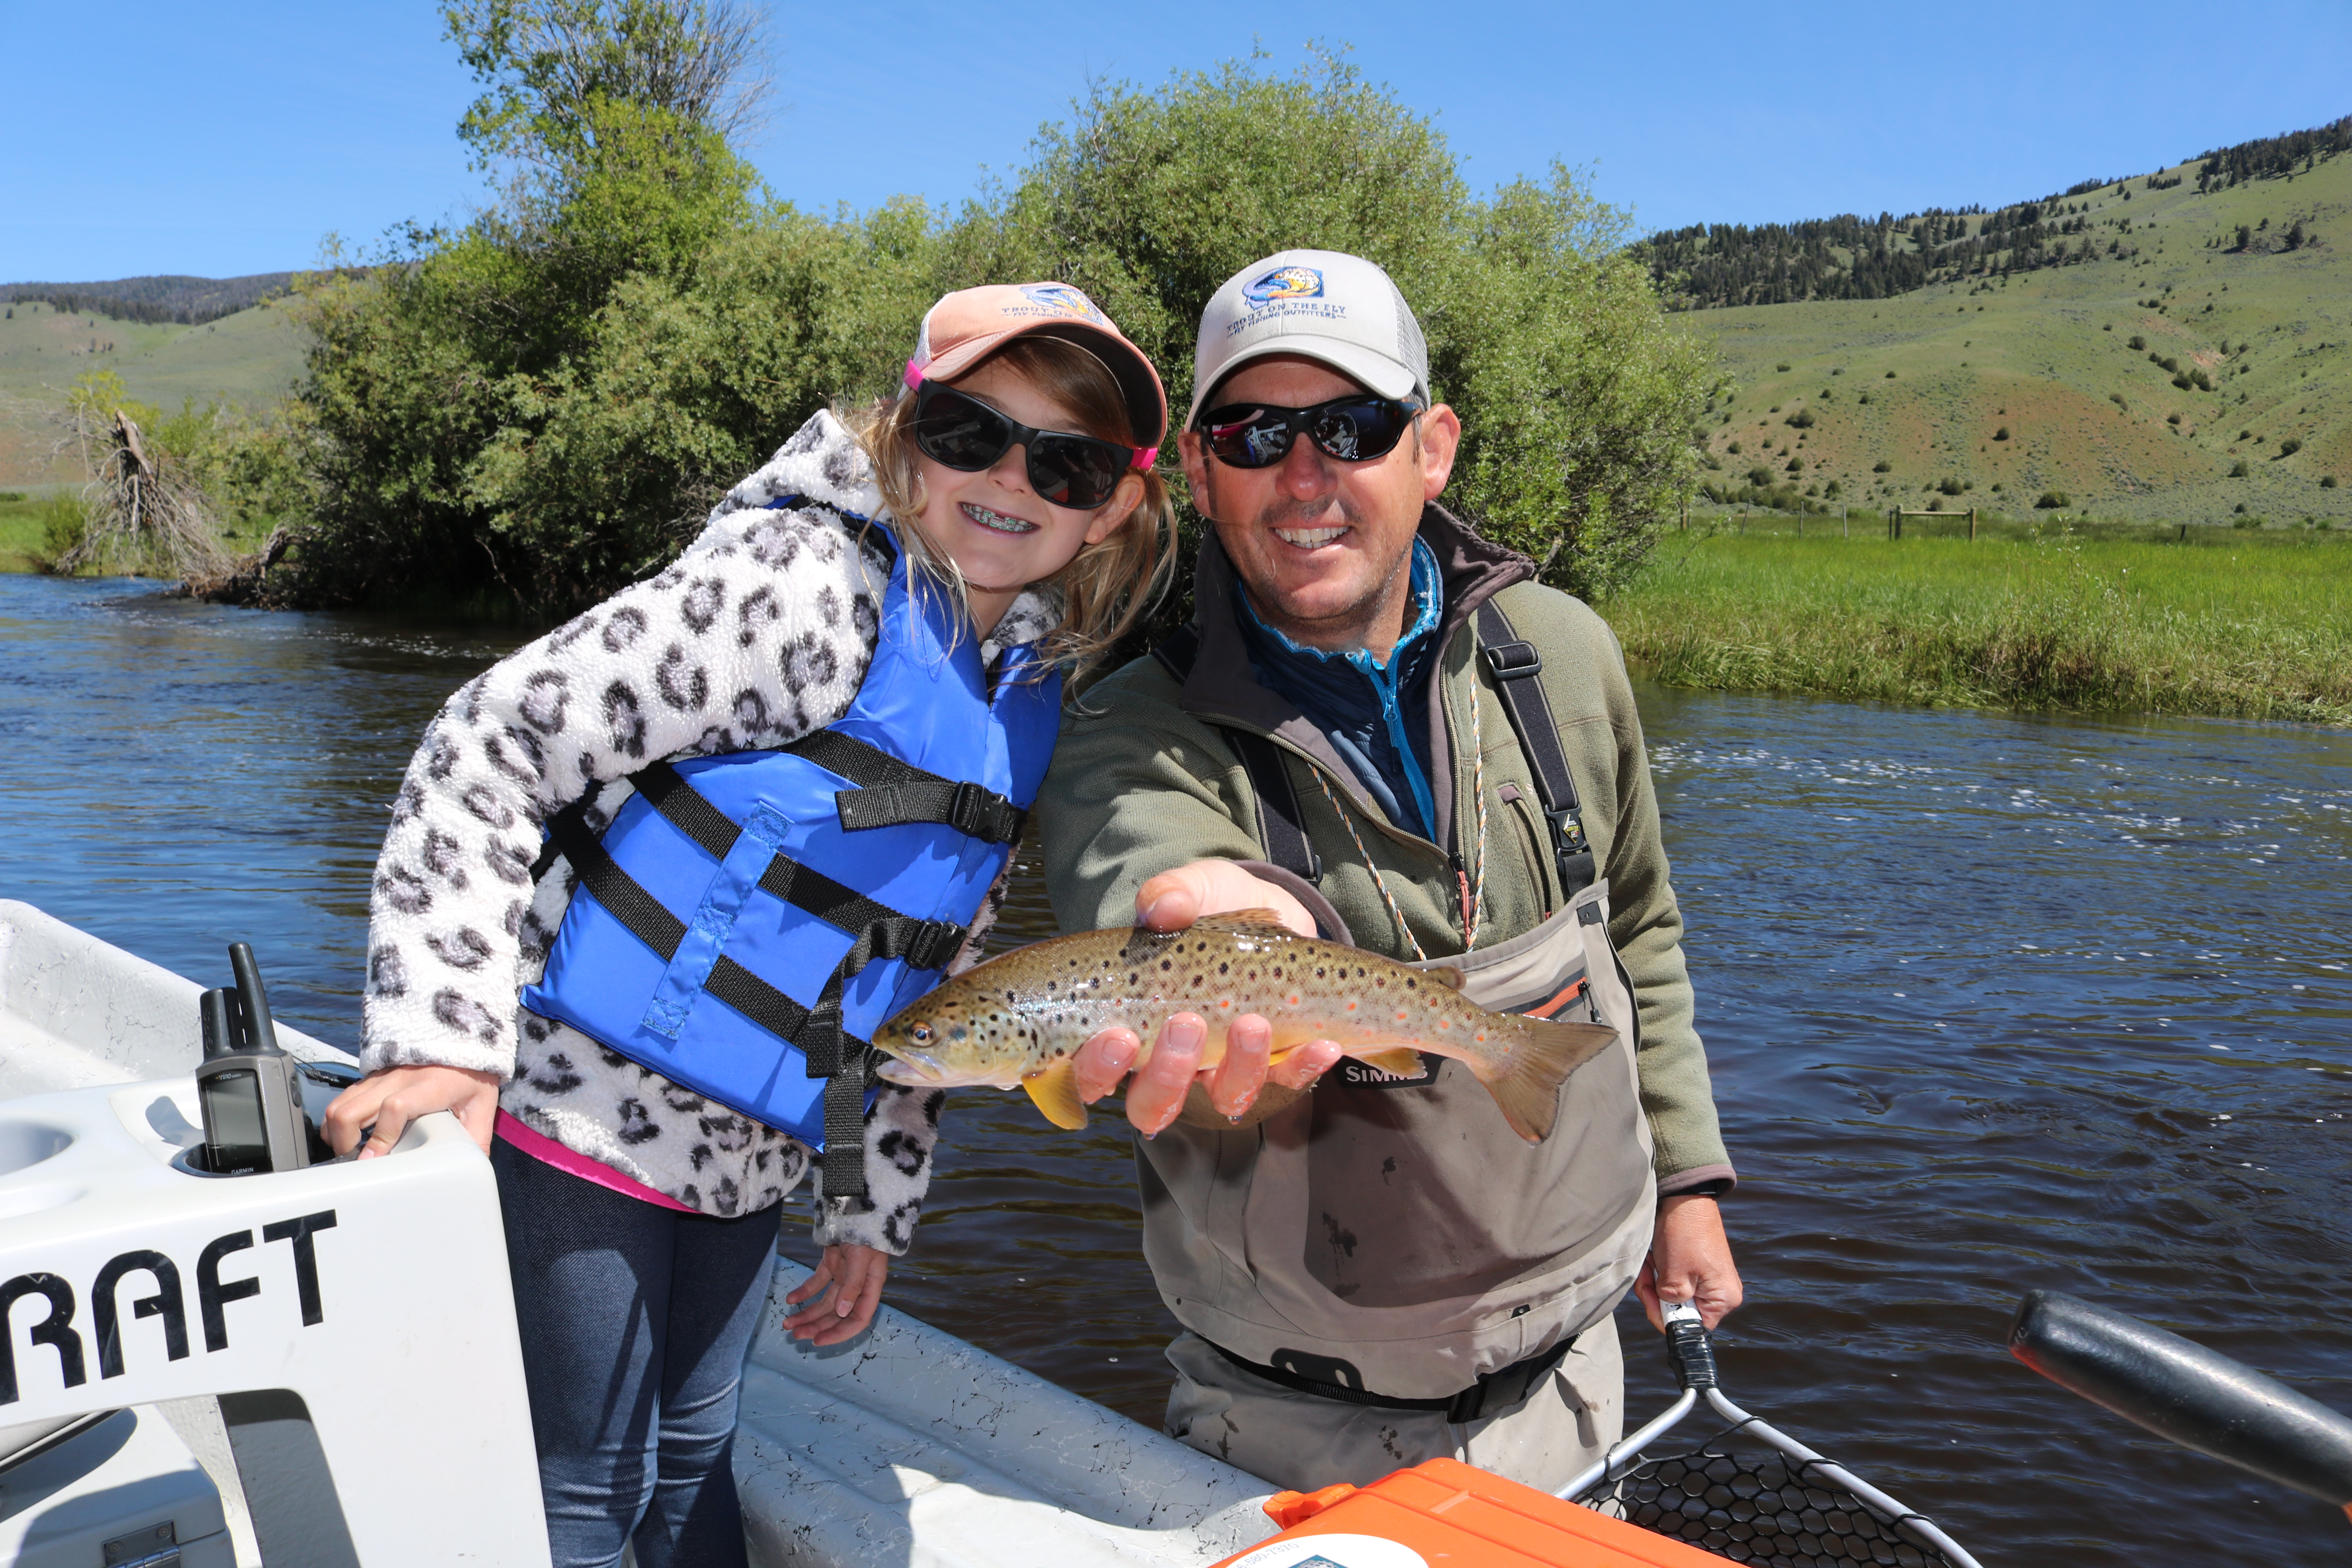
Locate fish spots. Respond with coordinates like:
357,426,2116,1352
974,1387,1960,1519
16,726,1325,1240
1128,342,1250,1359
1345,1000,1358,1013
1394,1009,1410,1024
1437,1017,1452,1031
1285,992,1302,1007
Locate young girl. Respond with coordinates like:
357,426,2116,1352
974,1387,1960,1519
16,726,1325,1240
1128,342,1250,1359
325,283,1171,1568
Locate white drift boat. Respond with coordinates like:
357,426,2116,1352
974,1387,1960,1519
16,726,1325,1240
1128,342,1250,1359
0,899,1276,1567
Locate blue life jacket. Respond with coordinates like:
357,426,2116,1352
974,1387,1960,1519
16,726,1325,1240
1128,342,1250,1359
521,505,1062,1198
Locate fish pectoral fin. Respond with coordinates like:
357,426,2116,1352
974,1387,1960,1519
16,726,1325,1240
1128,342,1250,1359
1423,964,1465,991
1357,1047,1427,1076
1020,1059,1090,1131
1192,909,1296,936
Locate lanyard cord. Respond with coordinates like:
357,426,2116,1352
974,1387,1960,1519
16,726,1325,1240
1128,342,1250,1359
1305,684,1488,963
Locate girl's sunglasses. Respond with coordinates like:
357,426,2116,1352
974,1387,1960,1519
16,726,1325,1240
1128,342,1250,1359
1196,395,1423,469
911,383,1138,510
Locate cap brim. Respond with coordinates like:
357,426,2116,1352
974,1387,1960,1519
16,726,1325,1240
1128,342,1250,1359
922,322,1167,451
1185,339,1420,429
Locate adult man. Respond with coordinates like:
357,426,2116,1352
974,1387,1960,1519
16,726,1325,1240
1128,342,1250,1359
1039,250,1739,1493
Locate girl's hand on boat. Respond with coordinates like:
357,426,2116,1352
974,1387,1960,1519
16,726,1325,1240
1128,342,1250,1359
322,1065,503,1159
782,1245,888,1345
1635,1194,1742,1332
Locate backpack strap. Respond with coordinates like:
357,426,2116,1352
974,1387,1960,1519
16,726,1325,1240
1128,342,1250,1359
1150,626,1321,885
1474,600,1596,899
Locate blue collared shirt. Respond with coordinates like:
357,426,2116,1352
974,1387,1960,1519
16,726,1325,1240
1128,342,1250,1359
1235,537,1444,840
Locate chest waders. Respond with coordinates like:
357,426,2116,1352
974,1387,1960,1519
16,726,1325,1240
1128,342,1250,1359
1144,597,1655,1414
522,505,1061,1201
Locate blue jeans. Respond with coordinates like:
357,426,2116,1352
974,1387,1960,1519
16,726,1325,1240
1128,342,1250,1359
492,1138,781,1568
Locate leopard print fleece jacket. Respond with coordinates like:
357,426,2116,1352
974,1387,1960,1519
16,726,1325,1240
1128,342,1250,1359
358,409,1054,1250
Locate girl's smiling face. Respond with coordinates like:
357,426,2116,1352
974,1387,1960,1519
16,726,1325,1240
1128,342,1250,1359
909,358,1142,635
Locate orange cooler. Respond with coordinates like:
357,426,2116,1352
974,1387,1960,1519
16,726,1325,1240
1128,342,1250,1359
1212,1457,1733,1568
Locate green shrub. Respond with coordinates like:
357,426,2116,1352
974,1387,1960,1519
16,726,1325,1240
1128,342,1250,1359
1884,370,1896,378
2278,437,2302,457
289,46,1711,611
1775,362,1791,372
1727,441,1742,454
2127,335,2147,349
1784,409,1814,428
1938,477,1964,496
1993,426,2010,441
1872,459,1892,472
2228,459,2250,477
2323,475,2339,488
2035,490,2071,509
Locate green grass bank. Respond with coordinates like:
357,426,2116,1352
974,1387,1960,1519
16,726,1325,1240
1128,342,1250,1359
1602,527,2352,725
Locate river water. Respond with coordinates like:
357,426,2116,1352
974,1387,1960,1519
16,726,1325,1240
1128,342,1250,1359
3,571,2347,1564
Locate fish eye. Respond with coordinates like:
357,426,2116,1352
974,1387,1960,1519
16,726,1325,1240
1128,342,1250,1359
910,1024,933,1044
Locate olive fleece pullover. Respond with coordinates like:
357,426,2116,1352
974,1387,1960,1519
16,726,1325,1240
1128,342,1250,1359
1039,504,1733,1192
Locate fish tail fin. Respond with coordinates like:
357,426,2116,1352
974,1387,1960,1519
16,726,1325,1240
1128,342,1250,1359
1463,1014,1618,1143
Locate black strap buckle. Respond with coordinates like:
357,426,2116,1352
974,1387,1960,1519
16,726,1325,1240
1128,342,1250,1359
896,919,966,972
1483,640,1544,680
947,780,1017,843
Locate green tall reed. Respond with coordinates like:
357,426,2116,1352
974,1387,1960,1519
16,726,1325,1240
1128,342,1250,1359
1602,530,2352,724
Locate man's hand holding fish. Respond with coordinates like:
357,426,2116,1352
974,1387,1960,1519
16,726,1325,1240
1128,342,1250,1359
1069,859,1346,1133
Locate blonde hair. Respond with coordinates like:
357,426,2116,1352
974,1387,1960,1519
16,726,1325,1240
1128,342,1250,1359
844,335,1176,688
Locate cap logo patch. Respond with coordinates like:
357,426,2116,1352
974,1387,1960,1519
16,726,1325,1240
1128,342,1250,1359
1242,265,1323,307
1016,284,1109,324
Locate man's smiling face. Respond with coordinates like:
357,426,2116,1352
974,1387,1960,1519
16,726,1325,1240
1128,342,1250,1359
1180,355,1459,657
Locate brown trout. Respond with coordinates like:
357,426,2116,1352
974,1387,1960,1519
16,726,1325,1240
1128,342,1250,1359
870,910,1617,1142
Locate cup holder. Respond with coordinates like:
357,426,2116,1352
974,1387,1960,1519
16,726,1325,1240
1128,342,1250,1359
0,1120,71,1180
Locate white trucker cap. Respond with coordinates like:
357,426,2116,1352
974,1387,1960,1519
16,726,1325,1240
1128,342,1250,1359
1187,249,1431,429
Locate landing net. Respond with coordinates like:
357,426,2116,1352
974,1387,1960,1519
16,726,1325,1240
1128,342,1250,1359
1573,1426,1962,1568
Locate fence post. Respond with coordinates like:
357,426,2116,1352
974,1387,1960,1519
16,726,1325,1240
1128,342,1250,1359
1843,504,1849,538
1969,508,1978,541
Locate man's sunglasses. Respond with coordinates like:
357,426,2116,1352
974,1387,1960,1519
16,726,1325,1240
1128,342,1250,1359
910,383,1140,511
1195,395,1423,469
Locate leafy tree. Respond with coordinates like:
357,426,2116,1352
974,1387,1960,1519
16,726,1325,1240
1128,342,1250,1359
283,44,1711,612
964,53,1708,603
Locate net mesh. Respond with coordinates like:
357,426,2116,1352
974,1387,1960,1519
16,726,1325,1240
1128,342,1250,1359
1573,1426,1960,1568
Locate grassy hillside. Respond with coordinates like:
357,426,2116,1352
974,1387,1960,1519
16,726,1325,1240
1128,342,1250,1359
0,296,309,486
1675,151,2352,525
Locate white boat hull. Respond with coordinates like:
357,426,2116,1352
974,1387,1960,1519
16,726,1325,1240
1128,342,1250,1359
0,901,1274,1566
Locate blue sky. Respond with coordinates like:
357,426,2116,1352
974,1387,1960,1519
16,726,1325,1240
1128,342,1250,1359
4,0,2347,283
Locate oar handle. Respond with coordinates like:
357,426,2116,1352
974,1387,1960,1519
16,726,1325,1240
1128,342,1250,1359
2009,1290,2352,1512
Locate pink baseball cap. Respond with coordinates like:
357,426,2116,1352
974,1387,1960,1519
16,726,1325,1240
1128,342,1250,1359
903,283,1167,466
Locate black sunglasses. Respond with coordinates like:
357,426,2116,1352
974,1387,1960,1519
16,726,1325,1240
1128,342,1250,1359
1195,394,1423,469
910,383,1137,510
